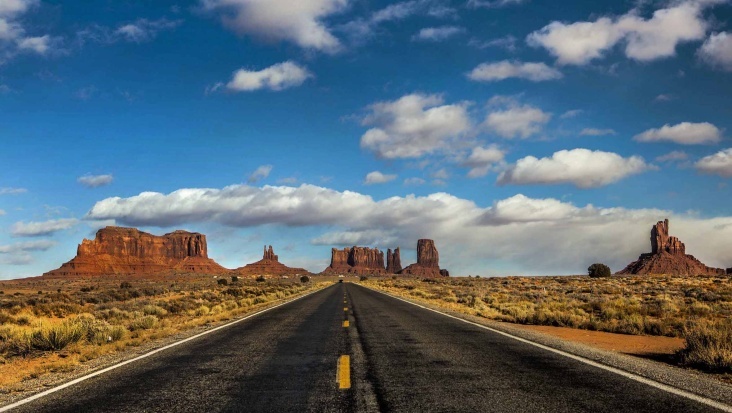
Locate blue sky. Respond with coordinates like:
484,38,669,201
2,0,732,279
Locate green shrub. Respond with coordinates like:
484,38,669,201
360,276,368,281
217,279,228,286
588,263,611,278
255,276,266,283
120,281,133,289
300,275,310,283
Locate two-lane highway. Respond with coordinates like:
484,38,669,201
5,283,727,412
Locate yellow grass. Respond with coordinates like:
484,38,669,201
362,274,732,373
0,275,329,389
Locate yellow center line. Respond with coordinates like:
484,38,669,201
343,320,349,327
337,355,351,389
344,307,348,311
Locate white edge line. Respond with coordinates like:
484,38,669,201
359,284,732,413
0,285,329,412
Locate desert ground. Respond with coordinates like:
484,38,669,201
1,272,731,398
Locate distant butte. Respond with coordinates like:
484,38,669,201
618,219,724,276
322,246,388,275
234,245,310,277
400,239,449,277
44,226,228,277
321,239,449,277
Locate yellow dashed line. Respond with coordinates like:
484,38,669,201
343,320,349,327
344,307,348,311
337,355,351,389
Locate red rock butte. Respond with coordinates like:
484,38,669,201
43,226,228,277
400,239,450,277
321,239,449,277
618,219,724,276
233,245,310,277
323,246,388,275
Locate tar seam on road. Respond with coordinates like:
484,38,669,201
360,285,732,413
0,286,328,413
337,355,351,390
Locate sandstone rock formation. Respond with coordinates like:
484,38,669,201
386,248,402,273
400,239,449,277
322,246,388,275
44,226,228,277
618,219,724,276
234,245,309,277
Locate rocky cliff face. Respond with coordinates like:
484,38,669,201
618,219,723,276
386,248,402,273
234,245,309,277
44,226,227,277
322,246,387,274
400,239,449,277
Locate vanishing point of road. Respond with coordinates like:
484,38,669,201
6,283,728,412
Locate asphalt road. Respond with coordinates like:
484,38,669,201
8,283,725,412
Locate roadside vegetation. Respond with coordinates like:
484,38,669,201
0,275,327,390
363,275,732,373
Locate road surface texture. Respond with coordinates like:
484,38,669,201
7,283,727,412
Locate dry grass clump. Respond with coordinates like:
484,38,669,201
0,275,326,389
679,319,732,373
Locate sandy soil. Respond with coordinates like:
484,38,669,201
512,324,685,356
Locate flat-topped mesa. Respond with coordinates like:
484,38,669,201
322,246,387,275
400,239,449,277
386,248,402,274
234,245,309,277
44,226,228,277
618,219,724,276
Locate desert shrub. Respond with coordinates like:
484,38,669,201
142,305,168,317
128,315,158,331
231,276,240,283
255,276,266,283
31,320,86,351
360,276,368,281
679,319,732,372
588,263,611,278
120,281,133,289
194,306,210,317
300,275,310,283
0,327,32,356
217,279,228,286
223,288,244,298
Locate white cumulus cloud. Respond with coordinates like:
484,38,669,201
467,60,562,82
248,165,273,183
698,32,732,71
497,148,653,188
77,174,114,188
364,171,397,185
634,122,721,145
226,61,313,92
201,0,347,53
695,148,732,177
83,183,732,275
360,93,472,159
527,1,714,65
461,145,506,178
11,218,79,237
580,128,616,136
412,26,464,42
484,103,550,139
